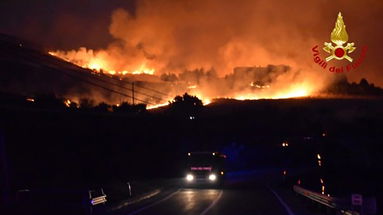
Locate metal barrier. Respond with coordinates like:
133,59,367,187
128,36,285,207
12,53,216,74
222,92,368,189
89,188,107,206
88,188,107,215
293,185,337,208
293,185,360,215
90,195,107,206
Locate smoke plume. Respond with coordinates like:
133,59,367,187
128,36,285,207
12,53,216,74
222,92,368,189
43,0,383,104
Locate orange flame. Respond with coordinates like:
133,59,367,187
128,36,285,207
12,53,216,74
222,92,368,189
48,49,315,109
48,50,155,75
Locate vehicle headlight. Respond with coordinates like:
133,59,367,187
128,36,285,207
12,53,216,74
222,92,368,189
186,174,194,181
208,174,217,181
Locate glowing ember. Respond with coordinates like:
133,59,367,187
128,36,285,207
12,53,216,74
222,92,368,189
64,99,71,107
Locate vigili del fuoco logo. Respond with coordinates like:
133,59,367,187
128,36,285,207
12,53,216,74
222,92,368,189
312,12,367,73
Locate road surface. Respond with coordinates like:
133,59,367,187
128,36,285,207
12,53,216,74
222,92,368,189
119,181,292,215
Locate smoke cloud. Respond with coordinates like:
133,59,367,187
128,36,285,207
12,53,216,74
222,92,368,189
30,0,383,104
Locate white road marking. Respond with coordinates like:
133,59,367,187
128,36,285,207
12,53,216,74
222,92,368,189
112,189,161,211
199,190,224,215
126,189,180,215
270,188,295,215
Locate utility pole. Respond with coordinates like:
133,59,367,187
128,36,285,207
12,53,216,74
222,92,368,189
132,82,135,105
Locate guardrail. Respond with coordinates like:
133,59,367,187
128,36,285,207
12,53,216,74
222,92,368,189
88,188,107,215
89,188,107,206
293,185,360,215
90,195,107,206
293,185,338,208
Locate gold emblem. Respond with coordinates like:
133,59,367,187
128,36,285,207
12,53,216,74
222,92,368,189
323,12,356,62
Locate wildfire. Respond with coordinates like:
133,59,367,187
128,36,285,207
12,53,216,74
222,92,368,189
202,99,212,105
147,102,169,110
64,99,71,107
273,85,311,99
48,50,155,76
234,84,311,100
88,59,106,71
42,2,332,111
48,49,315,109
131,64,155,75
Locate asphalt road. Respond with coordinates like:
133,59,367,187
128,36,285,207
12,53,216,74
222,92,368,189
121,183,290,215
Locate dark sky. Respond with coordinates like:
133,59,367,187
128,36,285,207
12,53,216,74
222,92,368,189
0,0,136,49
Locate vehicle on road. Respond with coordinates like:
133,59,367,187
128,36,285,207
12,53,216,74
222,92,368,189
184,152,226,186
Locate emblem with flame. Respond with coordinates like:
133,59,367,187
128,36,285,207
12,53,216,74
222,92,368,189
323,12,356,62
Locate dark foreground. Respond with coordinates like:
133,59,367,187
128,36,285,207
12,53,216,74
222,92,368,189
1,98,382,214
109,171,301,215
119,187,285,215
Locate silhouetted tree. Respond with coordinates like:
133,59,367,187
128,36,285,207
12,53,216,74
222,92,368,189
34,94,66,109
324,77,383,96
168,93,203,117
359,78,369,88
113,102,131,113
68,101,78,110
94,102,111,112
134,104,147,113
79,98,95,109
112,102,147,113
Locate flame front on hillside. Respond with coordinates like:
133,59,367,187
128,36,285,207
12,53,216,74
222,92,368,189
46,0,327,108
49,49,155,75
49,49,315,109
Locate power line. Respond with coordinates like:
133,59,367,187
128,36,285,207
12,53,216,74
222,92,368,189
49,54,168,99
127,82,169,96
99,72,169,96
50,68,155,105
73,70,164,101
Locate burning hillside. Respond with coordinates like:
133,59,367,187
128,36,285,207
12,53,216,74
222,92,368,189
48,41,318,107
49,48,317,107
43,0,337,107
3,0,382,109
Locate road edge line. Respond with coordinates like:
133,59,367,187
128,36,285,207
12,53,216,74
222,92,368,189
112,189,162,211
126,189,180,215
269,188,295,215
199,190,224,215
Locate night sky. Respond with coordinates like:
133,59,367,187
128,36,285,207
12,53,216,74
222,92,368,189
0,0,136,49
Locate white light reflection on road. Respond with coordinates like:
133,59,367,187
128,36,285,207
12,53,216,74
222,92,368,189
179,189,223,215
